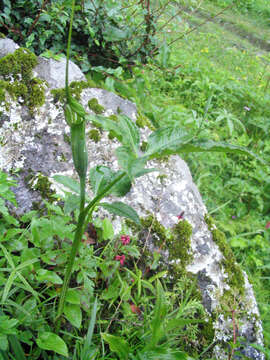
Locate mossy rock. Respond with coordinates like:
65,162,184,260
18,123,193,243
0,48,46,112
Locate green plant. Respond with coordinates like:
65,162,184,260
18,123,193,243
52,0,265,350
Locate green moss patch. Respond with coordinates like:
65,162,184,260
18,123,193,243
0,48,45,112
205,215,245,295
88,98,105,114
136,110,155,130
88,129,101,143
27,172,56,203
51,79,96,103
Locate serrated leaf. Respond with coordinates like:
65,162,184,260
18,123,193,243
100,202,140,226
145,127,190,158
177,139,266,164
118,115,140,155
36,332,68,357
36,269,63,284
64,303,82,328
102,333,130,359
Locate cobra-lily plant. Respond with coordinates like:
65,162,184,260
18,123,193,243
55,0,265,333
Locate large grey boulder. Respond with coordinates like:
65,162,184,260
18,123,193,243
34,56,86,89
0,40,265,359
0,38,19,58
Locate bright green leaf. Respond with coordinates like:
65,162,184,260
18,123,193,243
36,269,63,284
64,303,82,328
102,333,130,359
36,332,68,357
102,218,114,240
66,289,81,305
100,202,141,226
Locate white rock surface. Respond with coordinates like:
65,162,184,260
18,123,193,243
0,38,19,58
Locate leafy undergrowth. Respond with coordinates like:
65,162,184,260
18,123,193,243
0,173,215,359
94,0,270,351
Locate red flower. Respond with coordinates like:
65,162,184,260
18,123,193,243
266,221,270,230
120,235,130,245
115,255,125,266
177,211,185,220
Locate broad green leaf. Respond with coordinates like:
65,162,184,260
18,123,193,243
2,228,24,242
30,218,40,247
64,193,80,214
115,146,137,175
36,269,63,284
89,166,131,197
100,202,141,226
111,174,131,197
36,332,68,357
66,289,81,305
230,237,248,249
89,166,114,197
53,175,80,194
87,114,140,154
118,115,140,155
145,126,190,158
177,139,266,164
102,334,130,359
116,147,155,179
64,303,82,328
102,218,114,240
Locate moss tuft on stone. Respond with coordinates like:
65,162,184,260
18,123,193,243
51,80,96,103
88,98,105,114
28,172,56,203
140,141,148,152
136,110,155,130
205,214,245,296
0,47,46,112
88,129,101,143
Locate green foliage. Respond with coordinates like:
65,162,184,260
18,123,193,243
0,0,161,69
1,0,270,357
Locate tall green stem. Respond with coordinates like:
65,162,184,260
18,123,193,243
65,0,75,100
55,202,87,333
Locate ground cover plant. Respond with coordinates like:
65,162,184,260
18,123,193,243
1,0,270,359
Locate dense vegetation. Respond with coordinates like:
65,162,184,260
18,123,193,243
0,0,270,359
